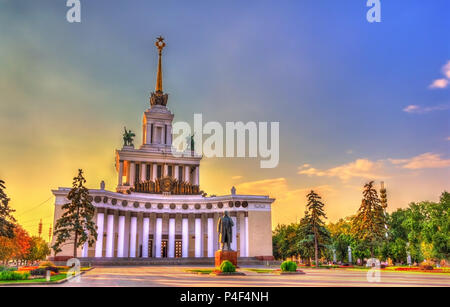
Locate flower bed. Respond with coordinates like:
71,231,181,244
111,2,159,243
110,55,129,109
384,266,450,273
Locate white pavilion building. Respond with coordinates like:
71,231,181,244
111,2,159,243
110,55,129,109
51,37,274,261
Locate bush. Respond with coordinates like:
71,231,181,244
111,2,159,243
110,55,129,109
30,268,47,276
0,266,17,272
39,261,55,268
420,261,434,271
31,266,59,276
0,271,30,281
42,266,59,274
281,261,298,272
219,260,236,273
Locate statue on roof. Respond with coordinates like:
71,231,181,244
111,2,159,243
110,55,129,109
123,127,135,147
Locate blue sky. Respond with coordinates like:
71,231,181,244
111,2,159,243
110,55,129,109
0,0,449,234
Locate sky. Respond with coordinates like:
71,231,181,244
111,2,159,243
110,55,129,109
0,0,449,237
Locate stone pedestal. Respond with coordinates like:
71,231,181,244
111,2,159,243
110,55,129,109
215,250,238,267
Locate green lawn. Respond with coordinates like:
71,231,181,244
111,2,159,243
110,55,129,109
243,268,275,273
185,269,214,274
0,267,91,285
0,273,68,284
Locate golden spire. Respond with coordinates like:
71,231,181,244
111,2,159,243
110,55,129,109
155,36,166,92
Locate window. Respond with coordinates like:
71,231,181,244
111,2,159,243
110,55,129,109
135,164,140,183
161,240,168,258
157,165,162,179
175,241,182,258
146,164,151,181
178,166,183,182
148,239,153,258
168,165,173,177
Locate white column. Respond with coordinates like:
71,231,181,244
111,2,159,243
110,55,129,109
182,216,189,258
174,165,179,181
152,163,158,180
231,216,237,251
245,214,249,257
95,212,104,257
106,213,114,257
81,240,88,258
142,216,150,258
163,164,168,177
195,216,202,257
184,165,190,183
194,166,200,185
168,217,175,258
239,214,246,257
117,214,125,257
146,123,151,144
167,125,172,146
129,215,137,258
207,216,214,257
118,161,124,186
129,162,136,186
155,217,162,258
140,163,146,182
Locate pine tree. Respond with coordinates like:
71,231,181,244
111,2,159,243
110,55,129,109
52,169,97,258
0,179,16,238
352,181,386,257
306,190,328,267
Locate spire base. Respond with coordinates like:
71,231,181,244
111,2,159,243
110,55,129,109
150,90,169,107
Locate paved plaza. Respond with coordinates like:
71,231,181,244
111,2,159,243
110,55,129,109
55,266,450,287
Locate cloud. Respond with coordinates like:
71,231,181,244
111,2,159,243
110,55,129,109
389,152,450,169
298,159,386,181
429,79,449,89
446,137,450,141
298,152,450,181
235,177,336,225
429,60,450,89
403,104,450,114
443,61,450,79
231,175,242,180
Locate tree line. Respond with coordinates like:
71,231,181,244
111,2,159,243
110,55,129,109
0,180,50,265
273,181,449,265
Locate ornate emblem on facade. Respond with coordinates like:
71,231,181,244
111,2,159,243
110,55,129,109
130,176,202,195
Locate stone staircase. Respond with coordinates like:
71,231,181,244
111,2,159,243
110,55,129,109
53,257,280,267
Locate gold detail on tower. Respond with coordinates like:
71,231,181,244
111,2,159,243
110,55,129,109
155,36,166,92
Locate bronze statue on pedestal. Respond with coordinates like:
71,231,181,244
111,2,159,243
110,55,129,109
217,211,234,251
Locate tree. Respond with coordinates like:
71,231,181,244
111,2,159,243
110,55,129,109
0,180,16,238
52,169,97,258
26,236,51,263
352,181,386,257
272,223,301,260
329,217,355,262
305,190,328,266
297,211,331,265
11,225,31,265
0,236,15,265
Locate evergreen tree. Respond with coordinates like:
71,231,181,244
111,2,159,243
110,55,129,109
297,210,331,265
52,169,97,258
0,179,16,238
352,181,386,257
305,191,329,266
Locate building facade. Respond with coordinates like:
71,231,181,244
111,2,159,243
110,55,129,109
51,37,275,259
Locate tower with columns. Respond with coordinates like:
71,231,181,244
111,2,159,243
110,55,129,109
51,37,275,261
